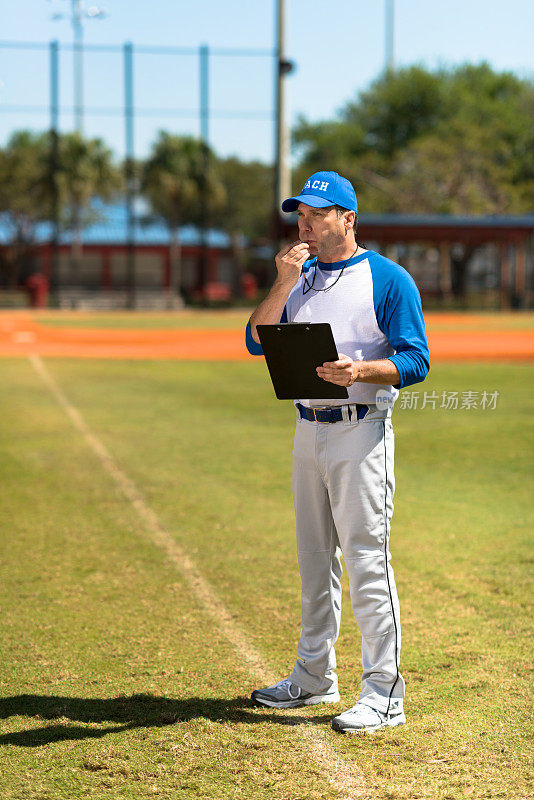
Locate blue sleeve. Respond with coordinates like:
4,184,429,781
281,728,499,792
245,307,288,356
369,253,430,389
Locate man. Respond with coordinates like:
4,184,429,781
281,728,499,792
245,171,429,733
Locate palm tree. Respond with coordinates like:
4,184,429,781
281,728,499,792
55,132,121,282
141,132,225,303
0,131,51,287
0,130,119,291
0,131,51,235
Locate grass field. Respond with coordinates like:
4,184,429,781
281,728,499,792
25,309,534,331
1,354,533,800
32,309,253,330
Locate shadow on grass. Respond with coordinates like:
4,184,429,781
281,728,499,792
0,694,334,747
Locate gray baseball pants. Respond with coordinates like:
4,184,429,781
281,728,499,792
288,405,405,714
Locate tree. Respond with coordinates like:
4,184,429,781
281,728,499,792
0,132,120,236
55,132,121,281
293,63,534,215
0,131,50,240
141,132,225,299
0,131,51,286
390,65,534,214
214,157,272,240
0,129,120,288
210,157,273,295
344,66,446,159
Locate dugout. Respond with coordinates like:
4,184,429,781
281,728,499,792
280,214,534,309
0,200,236,309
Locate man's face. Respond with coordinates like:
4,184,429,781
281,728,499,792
296,203,348,259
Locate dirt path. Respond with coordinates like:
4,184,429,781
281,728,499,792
0,311,532,361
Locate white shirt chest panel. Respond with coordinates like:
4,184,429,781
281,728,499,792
288,260,392,363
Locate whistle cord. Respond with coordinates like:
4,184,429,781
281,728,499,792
302,247,358,296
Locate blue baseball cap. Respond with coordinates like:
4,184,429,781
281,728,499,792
281,170,357,213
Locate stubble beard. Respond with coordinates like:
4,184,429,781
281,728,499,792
316,228,350,263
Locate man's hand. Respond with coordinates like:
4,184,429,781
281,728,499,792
318,356,402,386
275,241,310,287
317,354,356,387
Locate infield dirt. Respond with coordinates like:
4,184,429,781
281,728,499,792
0,310,533,360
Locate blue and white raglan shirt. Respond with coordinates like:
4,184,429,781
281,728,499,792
246,249,430,408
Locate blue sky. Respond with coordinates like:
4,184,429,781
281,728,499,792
0,0,533,164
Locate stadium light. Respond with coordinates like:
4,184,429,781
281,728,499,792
49,0,109,132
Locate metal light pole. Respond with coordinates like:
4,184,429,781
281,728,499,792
49,40,60,295
274,0,294,244
50,0,108,132
199,43,210,299
124,42,136,309
50,0,108,294
385,0,395,72
72,0,84,131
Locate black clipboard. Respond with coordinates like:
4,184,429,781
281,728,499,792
256,323,349,400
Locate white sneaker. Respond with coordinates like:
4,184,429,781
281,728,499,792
332,702,406,733
251,678,340,709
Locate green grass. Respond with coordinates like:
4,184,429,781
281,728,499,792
0,358,533,799
26,309,534,331
30,309,252,330
424,311,534,330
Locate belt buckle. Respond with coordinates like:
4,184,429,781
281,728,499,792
313,407,329,423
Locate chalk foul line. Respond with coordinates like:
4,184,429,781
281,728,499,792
29,353,366,800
